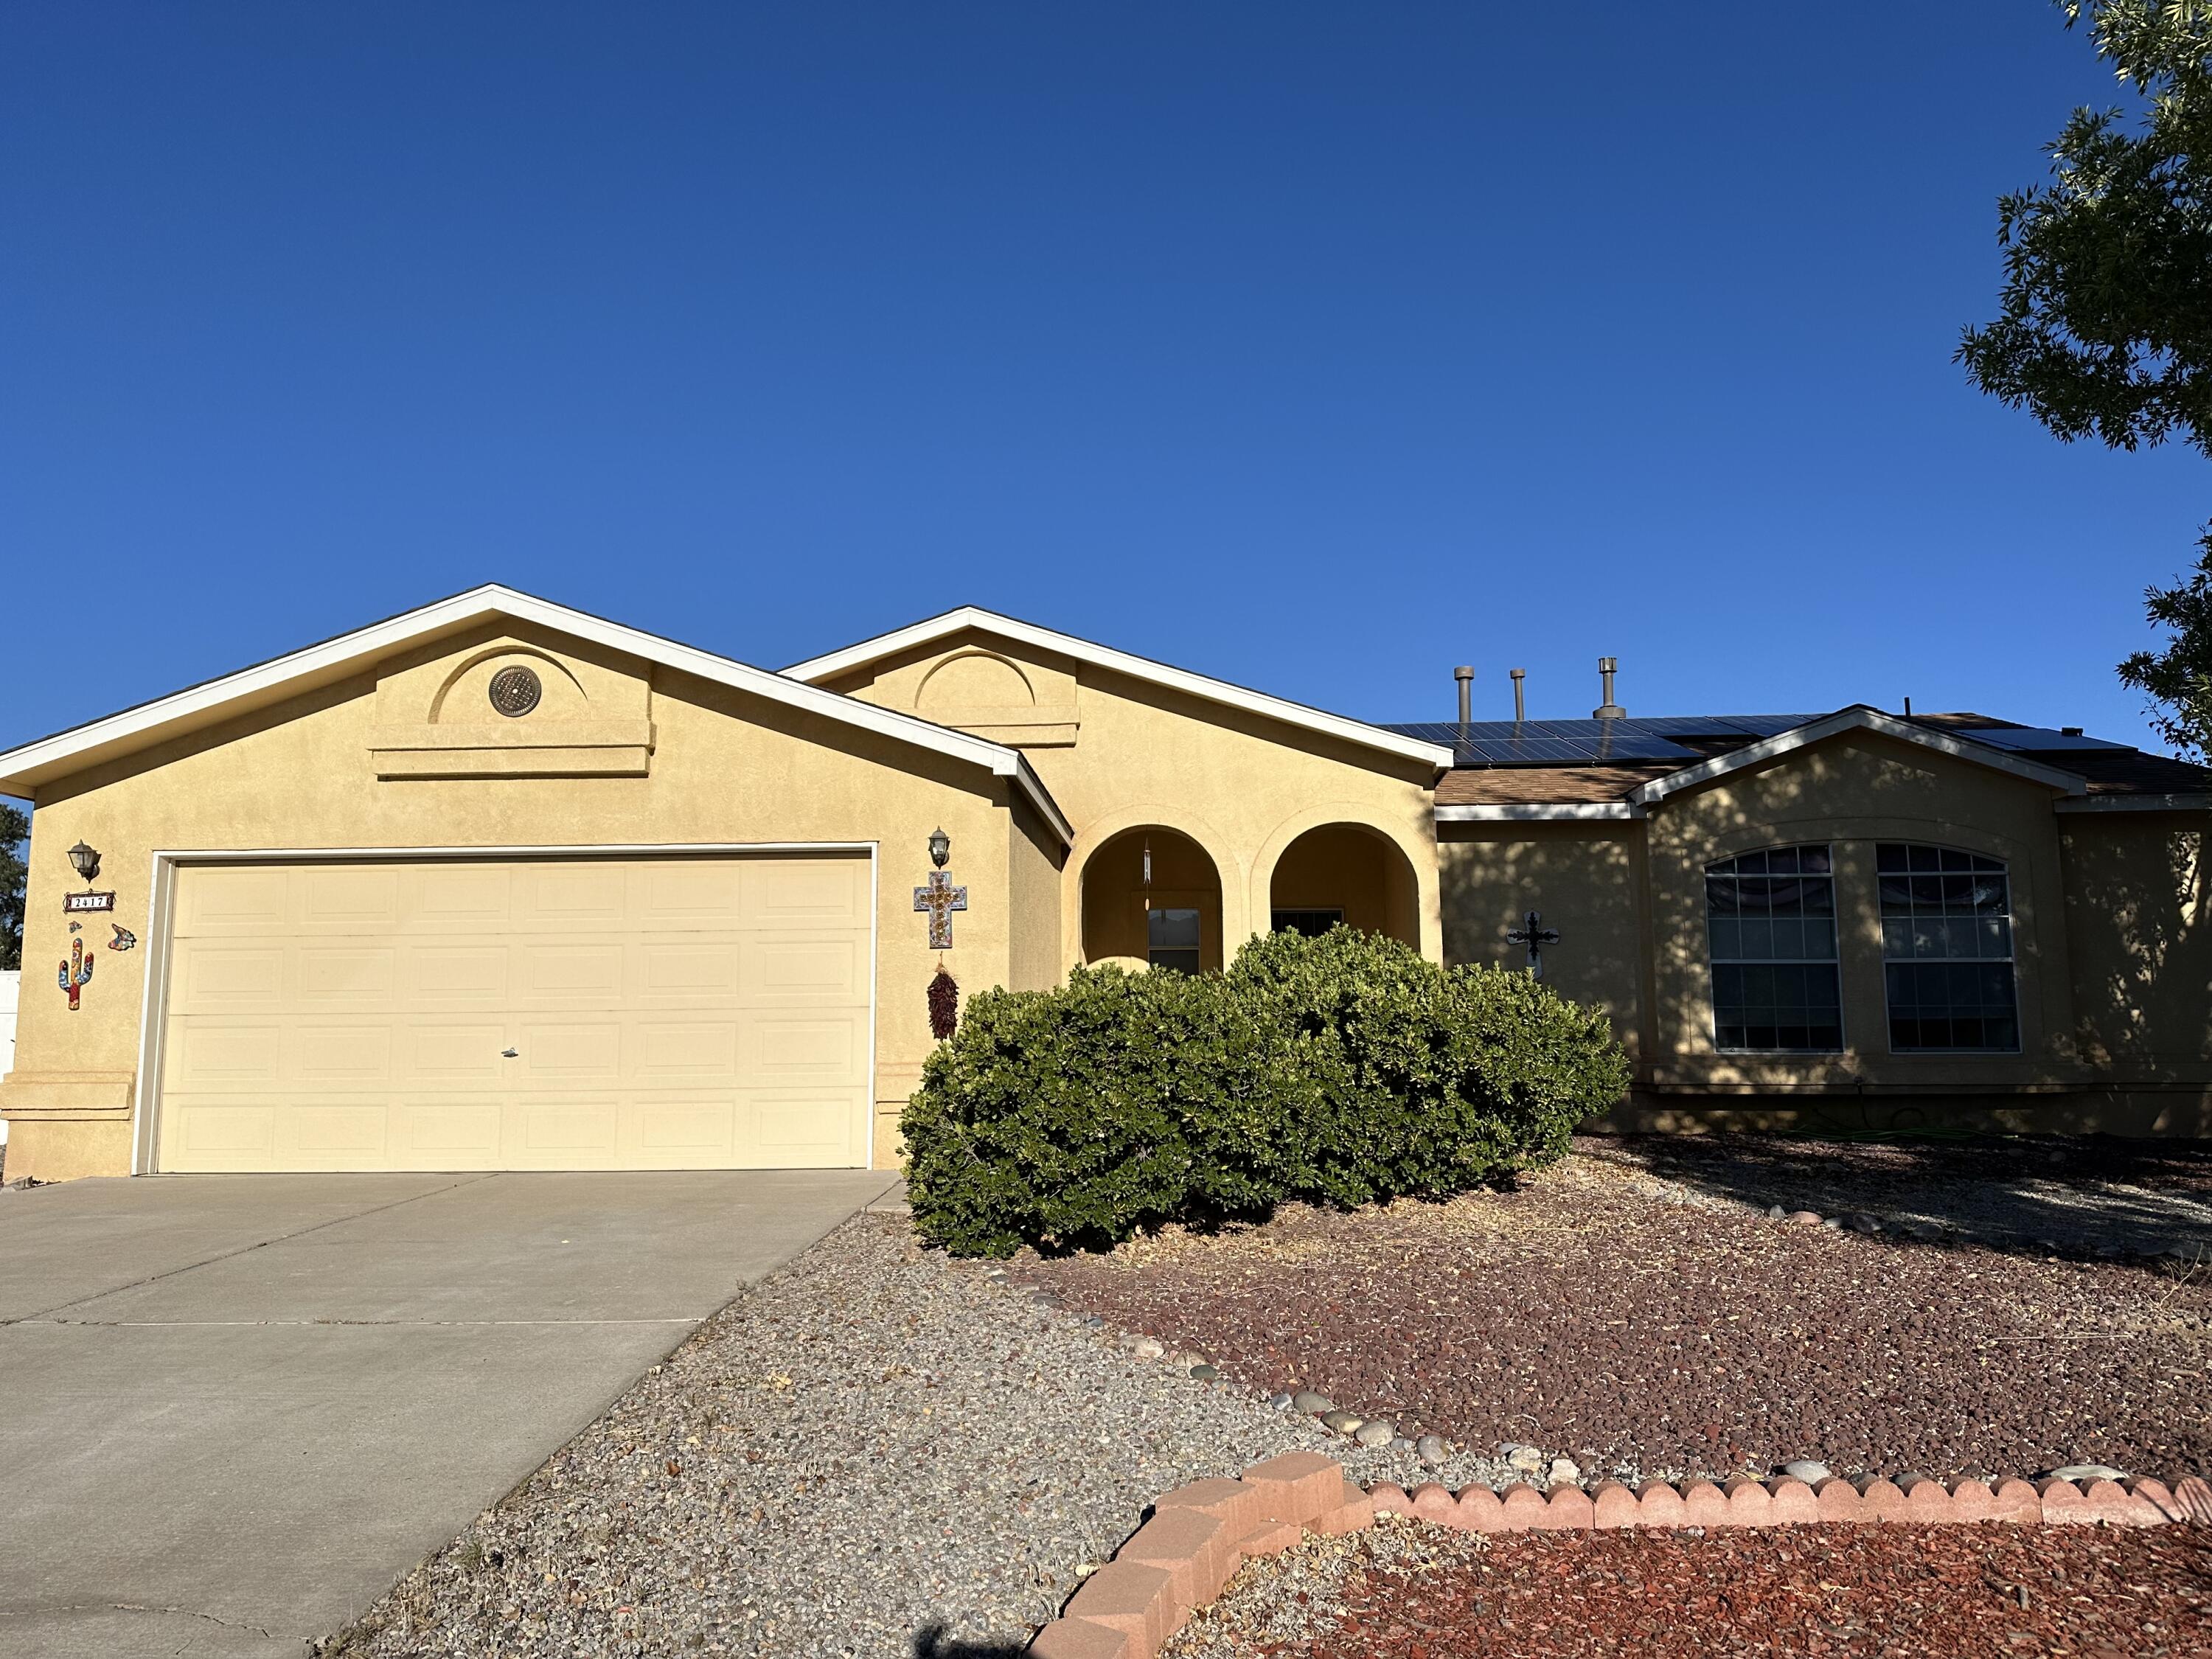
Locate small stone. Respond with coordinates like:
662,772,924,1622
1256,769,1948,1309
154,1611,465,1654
1821,1217,1843,1230
1269,1393,1295,1413
1766,1205,1785,1220
1416,1435,1448,1467
1188,1363,1220,1382
1132,1338,1164,1360
1785,1211,1822,1226
2047,1463,2127,1482
1354,1420,1394,1448
1389,1437,1415,1454
1547,1456,1581,1486
1081,1313,1104,1327
1321,1410,1364,1436
1506,1444,1547,1475
1781,1460,1833,1484
1293,1391,1334,1416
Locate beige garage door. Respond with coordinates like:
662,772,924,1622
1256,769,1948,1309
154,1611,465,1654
154,854,873,1172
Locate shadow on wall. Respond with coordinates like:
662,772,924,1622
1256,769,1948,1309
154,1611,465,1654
911,1622,1029,1658
1586,1133,2212,1267
2065,819,2212,1071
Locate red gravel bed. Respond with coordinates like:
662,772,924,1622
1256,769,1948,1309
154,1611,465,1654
1165,1520,2212,1658
1023,1152,2212,1481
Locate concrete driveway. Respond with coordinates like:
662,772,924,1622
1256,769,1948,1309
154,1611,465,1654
0,1168,900,1658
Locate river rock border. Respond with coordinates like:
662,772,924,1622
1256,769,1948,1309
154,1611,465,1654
1024,1458,2212,1658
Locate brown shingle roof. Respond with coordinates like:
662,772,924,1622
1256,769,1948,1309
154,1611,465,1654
1434,763,1675,806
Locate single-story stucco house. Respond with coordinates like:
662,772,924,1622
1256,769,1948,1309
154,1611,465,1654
1,585,2207,1182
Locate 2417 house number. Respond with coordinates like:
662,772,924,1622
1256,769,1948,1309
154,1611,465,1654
63,891,116,914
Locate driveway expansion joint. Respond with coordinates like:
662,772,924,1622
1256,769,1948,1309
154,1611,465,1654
0,1599,304,1641
1,1172,496,1326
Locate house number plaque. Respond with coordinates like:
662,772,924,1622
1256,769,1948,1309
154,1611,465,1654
63,891,116,914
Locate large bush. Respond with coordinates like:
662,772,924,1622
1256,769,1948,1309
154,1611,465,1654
902,928,1630,1256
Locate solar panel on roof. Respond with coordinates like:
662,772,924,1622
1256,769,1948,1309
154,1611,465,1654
1950,726,2134,754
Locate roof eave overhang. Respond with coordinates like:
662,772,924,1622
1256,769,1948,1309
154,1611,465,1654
783,605,1455,773
1624,706,2088,809
0,585,1074,845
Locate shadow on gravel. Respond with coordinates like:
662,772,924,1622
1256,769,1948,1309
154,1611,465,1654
911,1621,1032,1658
1590,1131,2212,1265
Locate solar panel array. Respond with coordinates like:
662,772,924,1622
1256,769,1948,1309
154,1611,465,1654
1381,713,2134,769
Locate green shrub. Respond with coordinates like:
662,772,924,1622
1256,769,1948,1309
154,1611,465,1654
902,928,1630,1256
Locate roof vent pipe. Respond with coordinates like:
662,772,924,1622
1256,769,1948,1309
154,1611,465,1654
1509,667,1526,725
1454,665,1474,727
1593,656,1626,720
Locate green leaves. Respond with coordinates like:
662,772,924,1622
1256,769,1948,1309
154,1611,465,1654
900,929,1632,1258
0,802,25,973
1961,2,2212,759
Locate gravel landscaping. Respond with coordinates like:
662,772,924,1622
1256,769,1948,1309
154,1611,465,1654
321,1213,1488,1659
1021,1138,2212,1486
1162,1514,2212,1658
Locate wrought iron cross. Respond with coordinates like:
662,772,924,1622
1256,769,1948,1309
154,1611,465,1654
913,869,968,950
1506,909,1559,979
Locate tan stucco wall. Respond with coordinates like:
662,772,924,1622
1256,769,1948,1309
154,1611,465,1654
1,620,1029,1180
2059,813,2212,1088
827,633,1444,970
1439,821,1645,1059
1640,729,2079,1096
1006,797,1065,993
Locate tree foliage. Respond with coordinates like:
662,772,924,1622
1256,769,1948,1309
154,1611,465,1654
1958,2,2212,455
0,803,25,973
1960,2,2212,759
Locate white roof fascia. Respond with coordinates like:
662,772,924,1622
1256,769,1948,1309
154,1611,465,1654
783,606,1455,771
0,585,1075,845
2053,792,2212,813
1434,802,1641,821
1626,707,2088,809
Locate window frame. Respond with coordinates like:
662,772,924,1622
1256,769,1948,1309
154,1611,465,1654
1703,842,1846,1054
1876,842,2023,1055
1271,907,1345,939
1147,905,1202,974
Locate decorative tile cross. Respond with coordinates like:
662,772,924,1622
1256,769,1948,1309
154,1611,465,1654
1506,909,1559,980
914,869,968,950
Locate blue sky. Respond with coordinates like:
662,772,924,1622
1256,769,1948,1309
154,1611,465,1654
4,1,2205,790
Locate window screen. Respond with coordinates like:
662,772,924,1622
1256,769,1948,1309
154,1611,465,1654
1877,844,2019,1051
1705,845,1843,1051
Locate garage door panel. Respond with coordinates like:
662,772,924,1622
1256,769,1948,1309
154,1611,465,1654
175,946,288,1009
177,867,292,933
156,855,871,1172
299,947,397,1003
408,945,511,1002
634,1018,740,1080
402,1021,510,1083
300,866,400,929
296,1025,393,1082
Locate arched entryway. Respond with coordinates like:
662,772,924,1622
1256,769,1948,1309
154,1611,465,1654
1080,826,1225,972
1268,822,1421,947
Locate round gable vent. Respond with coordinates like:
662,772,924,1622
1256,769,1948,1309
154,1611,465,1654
487,665,543,717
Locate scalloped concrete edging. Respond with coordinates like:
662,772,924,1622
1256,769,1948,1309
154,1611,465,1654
1023,1459,2212,1658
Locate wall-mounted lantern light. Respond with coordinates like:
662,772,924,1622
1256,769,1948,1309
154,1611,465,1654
928,827,950,869
67,841,102,888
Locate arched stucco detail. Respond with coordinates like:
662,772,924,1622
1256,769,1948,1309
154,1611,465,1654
1251,803,1442,964
1062,804,1249,974
426,643,589,723
917,648,1036,711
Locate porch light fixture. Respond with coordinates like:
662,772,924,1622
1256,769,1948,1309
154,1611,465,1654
928,827,950,869
66,841,102,887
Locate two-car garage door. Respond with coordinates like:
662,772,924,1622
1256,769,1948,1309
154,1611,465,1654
153,854,873,1172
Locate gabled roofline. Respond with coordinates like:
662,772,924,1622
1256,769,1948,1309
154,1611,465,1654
1626,706,2087,808
0,585,1074,844
782,606,1456,771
